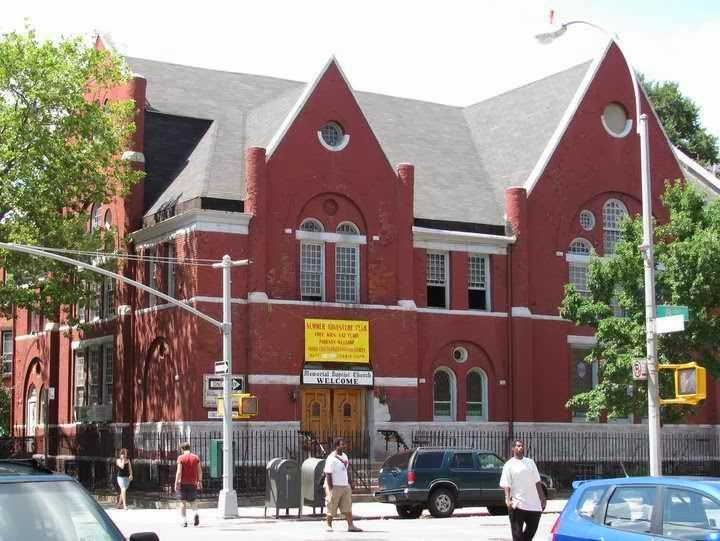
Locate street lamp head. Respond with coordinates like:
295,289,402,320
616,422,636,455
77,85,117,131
535,25,568,44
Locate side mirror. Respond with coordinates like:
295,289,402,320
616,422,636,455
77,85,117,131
129,533,160,541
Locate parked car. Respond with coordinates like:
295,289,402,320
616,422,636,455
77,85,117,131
374,447,556,518
0,459,158,540
551,476,720,541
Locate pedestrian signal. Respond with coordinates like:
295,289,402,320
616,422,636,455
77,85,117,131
658,362,707,406
217,393,259,419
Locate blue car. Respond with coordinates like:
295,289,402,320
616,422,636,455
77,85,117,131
552,476,720,541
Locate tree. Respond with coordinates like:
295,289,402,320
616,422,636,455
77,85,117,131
642,76,719,168
0,384,8,436
561,181,720,422
0,28,141,323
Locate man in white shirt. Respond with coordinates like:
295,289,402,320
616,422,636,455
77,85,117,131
499,439,547,541
324,437,363,532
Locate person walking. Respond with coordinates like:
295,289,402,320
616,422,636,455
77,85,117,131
175,441,202,528
500,439,547,541
115,448,133,510
323,437,363,533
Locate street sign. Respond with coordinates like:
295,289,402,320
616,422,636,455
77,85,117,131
632,359,647,381
203,374,245,407
214,360,229,374
655,314,685,334
657,305,689,322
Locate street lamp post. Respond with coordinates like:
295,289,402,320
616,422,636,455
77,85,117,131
0,242,250,510
536,21,663,476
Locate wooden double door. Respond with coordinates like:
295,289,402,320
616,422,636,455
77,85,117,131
301,388,365,437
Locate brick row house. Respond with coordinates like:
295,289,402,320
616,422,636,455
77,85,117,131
8,38,720,445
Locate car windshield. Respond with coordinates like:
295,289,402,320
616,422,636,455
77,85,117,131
382,451,412,470
0,480,122,541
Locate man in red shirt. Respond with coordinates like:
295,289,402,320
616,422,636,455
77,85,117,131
175,442,202,527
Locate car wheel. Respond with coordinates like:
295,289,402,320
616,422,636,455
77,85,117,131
428,488,455,518
487,505,509,516
396,504,424,519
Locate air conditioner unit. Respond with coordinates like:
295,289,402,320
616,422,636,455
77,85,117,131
74,406,89,423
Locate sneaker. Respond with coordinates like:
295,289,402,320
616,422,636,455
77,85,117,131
194,514,199,527
182,521,188,528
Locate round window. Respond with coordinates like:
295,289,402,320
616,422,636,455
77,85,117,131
579,210,595,231
601,102,631,137
452,346,468,363
319,121,347,150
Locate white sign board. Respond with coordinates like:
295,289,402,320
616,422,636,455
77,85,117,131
655,314,685,335
632,359,648,381
214,360,229,374
203,374,245,407
302,368,373,386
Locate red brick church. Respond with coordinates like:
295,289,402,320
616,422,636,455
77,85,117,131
6,37,719,443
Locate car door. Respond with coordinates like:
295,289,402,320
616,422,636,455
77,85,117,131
600,485,660,541
476,452,506,504
658,485,720,541
448,451,483,504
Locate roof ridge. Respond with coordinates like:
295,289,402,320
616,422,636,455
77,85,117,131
465,60,592,109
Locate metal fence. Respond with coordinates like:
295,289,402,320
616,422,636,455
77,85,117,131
0,427,372,498
410,428,720,489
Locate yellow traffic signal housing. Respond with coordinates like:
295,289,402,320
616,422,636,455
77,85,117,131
217,393,259,420
658,362,707,406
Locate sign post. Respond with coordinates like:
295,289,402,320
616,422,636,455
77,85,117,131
632,359,648,381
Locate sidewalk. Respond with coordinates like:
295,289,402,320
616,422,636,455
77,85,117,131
103,498,568,521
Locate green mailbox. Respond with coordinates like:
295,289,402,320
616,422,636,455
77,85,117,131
210,439,237,478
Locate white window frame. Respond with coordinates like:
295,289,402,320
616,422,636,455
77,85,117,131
26,386,37,435
1,330,12,377
167,242,176,298
602,199,628,256
74,352,86,416
335,221,360,304
433,367,456,421
103,277,115,319
147,248,157,307
468,254,491,311
426,251,449,309
88,347,102,406
299,219,325,301
90,204,101,232
465,368,488,422
567,238,593,296
102,345,113,405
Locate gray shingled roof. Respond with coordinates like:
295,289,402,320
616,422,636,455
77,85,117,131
127,56,591,225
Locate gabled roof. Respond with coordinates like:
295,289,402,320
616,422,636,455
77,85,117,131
127,55,592,226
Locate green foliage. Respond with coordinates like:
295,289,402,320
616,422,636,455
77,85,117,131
641,76,719,167
0,384,9,436
0,27,142,322
561,181,720,422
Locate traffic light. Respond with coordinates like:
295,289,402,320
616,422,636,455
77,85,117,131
658,362,707,406
217,393,259,419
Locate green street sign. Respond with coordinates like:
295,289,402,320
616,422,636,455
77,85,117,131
657,305,689,322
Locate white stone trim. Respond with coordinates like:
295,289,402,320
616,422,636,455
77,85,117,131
247,374,301,385
317,130,350,151
192,296,248,305
122,151,145,163
132,209,252,248
566,253,593,263
525,40,613,195
567,335,597,346
248,292,269,303
375,377,418,387
72,334,114,350
295,230,367,245
398,300,417,310
14,333,43,342
117,305,132,316
511,306,532,317
530,313,566,321
413,226,514,255
135,303,177,316
44,322,60,332
417,307,508,318
266,298,409,311
675,147,720,193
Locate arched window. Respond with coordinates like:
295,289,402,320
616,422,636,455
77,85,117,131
567,238,592,296
90,204,101,232
433,368,456,421
299,219,324,301
336,221,360,303
466,369,488,422
603,199,628,256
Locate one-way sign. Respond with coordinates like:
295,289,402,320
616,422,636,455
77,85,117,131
214,360,229,374
203,374,245,407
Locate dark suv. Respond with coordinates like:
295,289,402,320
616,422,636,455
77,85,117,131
0,459,158,540
374,448,555,518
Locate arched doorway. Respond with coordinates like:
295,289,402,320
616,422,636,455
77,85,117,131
142,338,177,422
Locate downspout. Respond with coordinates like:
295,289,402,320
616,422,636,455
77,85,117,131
507,245,514,441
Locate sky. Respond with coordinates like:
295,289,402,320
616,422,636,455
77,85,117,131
2,0,719,141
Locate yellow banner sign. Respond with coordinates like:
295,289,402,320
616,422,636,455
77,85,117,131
304,319,369,363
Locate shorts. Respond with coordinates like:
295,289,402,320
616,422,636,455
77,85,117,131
117,476,130,491
325,485,352,515
178,484,198,502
